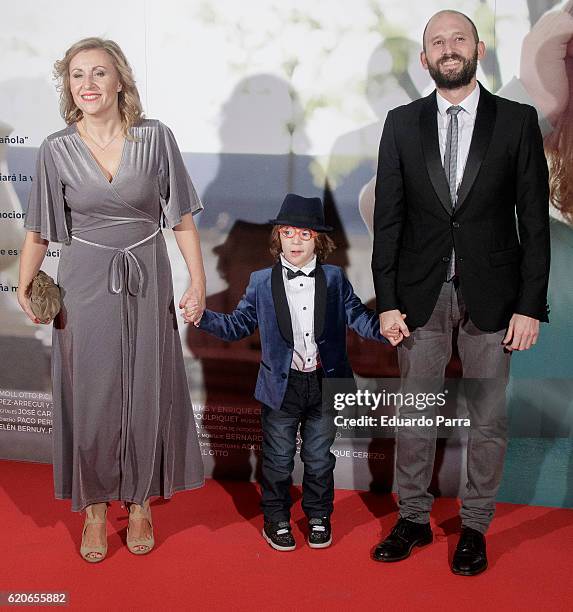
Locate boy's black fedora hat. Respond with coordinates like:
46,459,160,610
269,193,333,232
269,193,334,232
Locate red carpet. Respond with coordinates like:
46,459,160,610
1,460,572,611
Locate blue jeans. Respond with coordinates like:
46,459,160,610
260,369,336,522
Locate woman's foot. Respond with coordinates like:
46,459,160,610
80,502,108,562
126,499,154,555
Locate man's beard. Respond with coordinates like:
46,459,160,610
427,47,478,89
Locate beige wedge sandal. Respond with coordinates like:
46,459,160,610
80,502,108,563
126,499,154,555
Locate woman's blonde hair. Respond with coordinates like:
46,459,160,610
53,37,144,132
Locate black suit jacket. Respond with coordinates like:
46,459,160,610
372,82,550,332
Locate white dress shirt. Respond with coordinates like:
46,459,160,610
436,83,480,194
280,253,319,372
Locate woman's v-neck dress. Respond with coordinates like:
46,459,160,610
24,119,205,511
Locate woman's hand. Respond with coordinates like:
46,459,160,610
18,231,49,324
179,283,206,326
172,212,207,327
17,287,41,324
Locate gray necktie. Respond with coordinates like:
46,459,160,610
444,105,462,280
444,105,462,206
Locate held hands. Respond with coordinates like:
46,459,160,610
179,283,206,327
502,313,540,351
520,9,573,125
379,309,409,347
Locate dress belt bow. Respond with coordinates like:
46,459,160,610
71,227,161,295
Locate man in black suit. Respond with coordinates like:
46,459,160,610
371,10,550,575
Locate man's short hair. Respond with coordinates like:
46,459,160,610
423,10,480,52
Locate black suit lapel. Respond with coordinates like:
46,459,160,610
271,262,293,346
455,83,496,211
314,262,326,340
420,91,453,215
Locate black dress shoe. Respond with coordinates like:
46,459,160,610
451,527,488,576
373,518,433,562
262,520,296,551
308,517,332,549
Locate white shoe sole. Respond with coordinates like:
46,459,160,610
262,528,296,551
308,536,332,549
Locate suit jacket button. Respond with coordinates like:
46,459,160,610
442,256,450,262
452,221,460,228
281,373,287,379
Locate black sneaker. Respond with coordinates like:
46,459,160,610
262,520,296,551
308,517,332,549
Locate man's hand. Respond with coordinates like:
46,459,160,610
379,309,409,346
520,9,573,125
502,313,540,351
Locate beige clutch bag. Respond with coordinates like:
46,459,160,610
29,270,61,324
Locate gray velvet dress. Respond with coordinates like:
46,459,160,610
24,119,205,512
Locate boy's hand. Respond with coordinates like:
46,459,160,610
379,310,409,346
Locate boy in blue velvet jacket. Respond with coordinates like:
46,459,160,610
193,194,387,551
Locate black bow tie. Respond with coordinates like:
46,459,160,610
285,267,316,280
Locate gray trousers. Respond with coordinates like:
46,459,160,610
396,281,511,534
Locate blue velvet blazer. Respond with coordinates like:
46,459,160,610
198,262,387,409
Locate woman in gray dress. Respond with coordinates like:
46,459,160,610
17,38,206,562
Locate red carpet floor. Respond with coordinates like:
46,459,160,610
1,460,572,611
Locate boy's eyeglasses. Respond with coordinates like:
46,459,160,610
279,226,317,241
